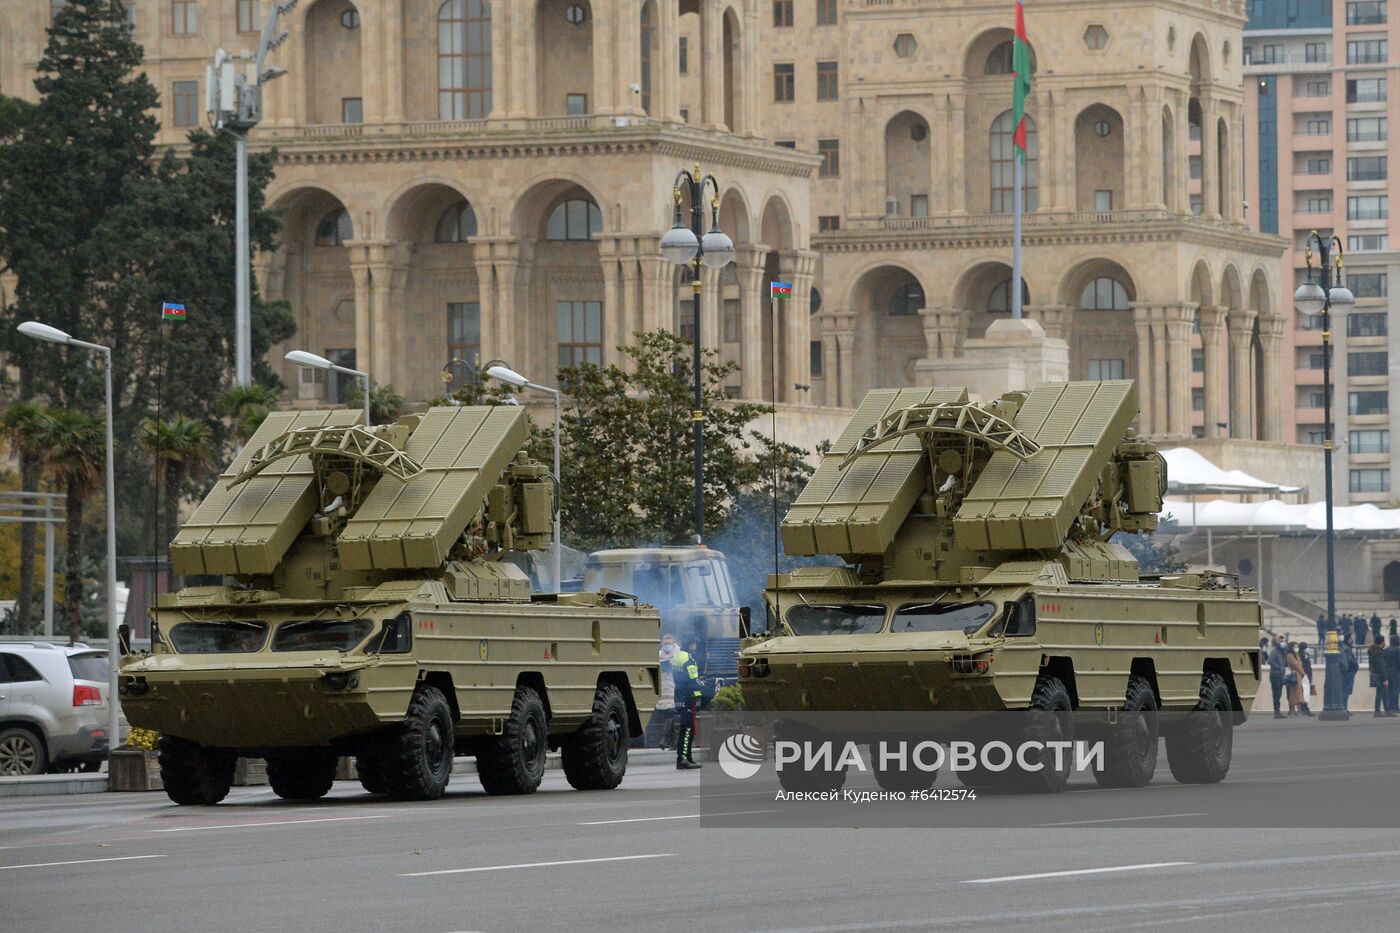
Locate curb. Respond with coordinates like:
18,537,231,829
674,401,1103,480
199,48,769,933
0,773,109,797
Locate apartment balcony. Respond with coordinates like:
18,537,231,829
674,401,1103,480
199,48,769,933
1295,406,1327,423
1244,52,1333,74
1292,169,1334,186
1292,94,1333,112
1294,208,1336,226
1295,368,1327,385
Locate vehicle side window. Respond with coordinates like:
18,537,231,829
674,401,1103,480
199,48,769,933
0,653,43,683
0,653,10,684
1005,596,1037,637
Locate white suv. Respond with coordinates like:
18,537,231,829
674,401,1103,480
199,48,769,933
0,642,113,775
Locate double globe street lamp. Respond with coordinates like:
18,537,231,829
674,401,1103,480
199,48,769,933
660,164,735,542
1293,231,1355,721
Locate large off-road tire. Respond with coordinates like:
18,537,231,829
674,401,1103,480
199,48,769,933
384,686,456,801
1095,674,1160,788
1005,675,1075,794
477,685,548,796
561,683,629,791
871,740,937,793
158,736,235,806
1165,671,1234,784
266,752,338,801
355,753,390,795
0,726,47,776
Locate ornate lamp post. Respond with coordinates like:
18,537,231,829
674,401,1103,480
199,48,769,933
660,164,734,542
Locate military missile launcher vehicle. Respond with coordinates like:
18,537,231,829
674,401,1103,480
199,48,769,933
739,381,1261,792
119,406,659,805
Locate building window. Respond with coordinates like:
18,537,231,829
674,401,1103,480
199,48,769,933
1190,194,1204,215
775,139,796,148
1349,390,1389,414
1304,116,1331,135
816,61,839,101
1305,351,1326,369
237,0,260,33
1192,350,1205,373
1087,359,1126,380
557,300,603,367
893,33,918,59
1094,190,1114,211
1348,38,1388,64
1350,468,1390,493
1189,155,1202,179
1257,44,1282,64
447,302,481,370
773,0,793,27
1347,116,1387,140
566,93,588,115
171,0,197,35
564,4,587,24
324,349,357,404
1304,78,1330,97
989,111,1038,213
1192,389,1205,411
341,97,363,124
1307,390,1329,408
679,36,688,74
438,0,493,121
818,215,841,232
1304,42,1328,63
171,80,199,128
1306,156,1331,174
810,340,824,377
1305,195,1331,213
817,0,838,26
1348,155,1388,181
680,107,690,123
640,3,654,114
1349,312,1389,336
1348,272,1388,297
723,298,740,343
340,9,360,28
1079,277,1130,311
546,198,602,240
889,282,924,315
316,209,353,246
817,138,840,177
1351,428,1390,453
1350,351,1390,376
1348,195,1388,220
1347,77,1387,103
774,63,795,102
910,194,929,217
984,40,1036,75
1349,233,1389,250
435,201,478,243
987,279,1029,314
1348,2,1388,25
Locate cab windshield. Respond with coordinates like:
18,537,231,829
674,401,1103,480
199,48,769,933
786,604,886,635
169,621,269,654
892,601,998,635
272,619,375,653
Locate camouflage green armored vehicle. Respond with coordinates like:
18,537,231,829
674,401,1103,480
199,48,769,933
739,381,1261,792
119,406,659,805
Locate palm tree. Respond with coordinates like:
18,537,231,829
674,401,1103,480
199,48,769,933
346,383,407,423
218,384,277,443
0,402,50,632
35,409,104,643
140,416,213,582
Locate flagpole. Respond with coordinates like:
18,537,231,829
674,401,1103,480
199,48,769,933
1013,152,1023,321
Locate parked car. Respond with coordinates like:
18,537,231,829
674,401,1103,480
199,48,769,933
0,642,113,775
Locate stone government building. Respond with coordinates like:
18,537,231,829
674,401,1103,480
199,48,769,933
3,0,1292,446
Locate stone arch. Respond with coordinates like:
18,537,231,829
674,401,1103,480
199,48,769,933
885,110,932,217
1188,32,1211,87
1220,264,1244,311
1059,258,1138,380
537,0,594,117
303,0,363,126
509,175,607,239
1248,268,1271,315
722,5,742,132
1188,259,1215,308
849,263,929,397
964,28,1038,78
1074,104,1125,212
953,260,1029,340
382,179,478,244
717,187,753,245
759,194,796,251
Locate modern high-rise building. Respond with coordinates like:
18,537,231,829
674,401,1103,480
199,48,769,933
1244,0,1399,502
3,1,1287,448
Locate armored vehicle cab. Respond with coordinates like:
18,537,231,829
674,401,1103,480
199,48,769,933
120,406,659,805
740,381,1261,792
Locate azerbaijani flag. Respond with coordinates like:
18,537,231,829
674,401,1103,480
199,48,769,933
770,282,793,300
161,301,186,321
1012,1,1032,159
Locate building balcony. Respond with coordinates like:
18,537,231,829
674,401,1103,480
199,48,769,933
1292,170,1334,185
1295,406,1327,423
1295,368,1327,384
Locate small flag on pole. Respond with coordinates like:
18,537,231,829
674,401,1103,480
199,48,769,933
770,282,793,299
161,301,187,321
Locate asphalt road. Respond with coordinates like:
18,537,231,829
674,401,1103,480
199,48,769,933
4,719,1400,933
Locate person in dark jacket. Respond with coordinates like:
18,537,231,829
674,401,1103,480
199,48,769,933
1386,635,1400,715
1298,641,1315,715
1375,615,1387,644
1391,618,1400,639
1316,614,1329,647
1368,637,1390,716
1340,634,1360,707
1358,614,1372,647
1267,635,1288,718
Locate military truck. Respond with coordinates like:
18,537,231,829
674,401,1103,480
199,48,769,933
739,381,1261,793
118,406,660,805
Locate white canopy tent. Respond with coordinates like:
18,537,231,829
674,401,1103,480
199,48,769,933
1160,448,1303,497
1161,497,1400,535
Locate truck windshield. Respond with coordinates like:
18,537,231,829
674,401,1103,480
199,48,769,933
786,604,886,635
170,621,269,654
272,618,375,653
893,601,998,635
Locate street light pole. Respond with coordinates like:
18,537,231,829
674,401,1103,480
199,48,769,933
16,322,121,754
486,366,562,590
1294,232,1355,720
660,164,735,543
285,350,372,425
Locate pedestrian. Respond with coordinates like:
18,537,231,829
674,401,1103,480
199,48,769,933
1374,614,1386,644
1386,635,1400,716
1357,614,1371,647
1268,634,1288,719
1391,617,1399,639
1316,613,1328,647
1298,641,1315,715
1286,643,1306,715
670,638,703,769
1341,634,1359,708
1368,635,1390,717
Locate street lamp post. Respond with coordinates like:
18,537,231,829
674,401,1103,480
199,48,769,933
1294,231,1355,721
285,350,372,425
660,164,735,543
486,365,562,590
16,322,121,755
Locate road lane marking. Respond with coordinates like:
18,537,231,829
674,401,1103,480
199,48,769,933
963,861,1193,884
0,854,166,872
577,809,774,825
402,853,674,877
1036,812,1209,827
150,815,390,833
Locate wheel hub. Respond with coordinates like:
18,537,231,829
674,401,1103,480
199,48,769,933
0,736,37,775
